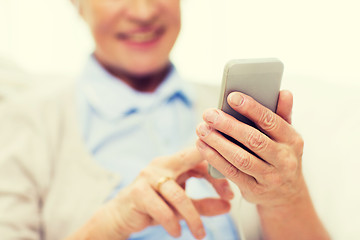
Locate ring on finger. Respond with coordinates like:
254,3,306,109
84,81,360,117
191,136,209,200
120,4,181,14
155,176,172,192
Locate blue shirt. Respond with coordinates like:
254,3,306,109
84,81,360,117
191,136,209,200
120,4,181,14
76,56,239,239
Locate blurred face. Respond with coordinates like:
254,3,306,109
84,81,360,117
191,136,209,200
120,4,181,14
78,0,181,76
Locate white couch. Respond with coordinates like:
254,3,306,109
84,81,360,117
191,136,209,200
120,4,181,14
285,75,360,239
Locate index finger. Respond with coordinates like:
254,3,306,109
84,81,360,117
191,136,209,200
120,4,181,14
153,147,203,177
227,92,297,143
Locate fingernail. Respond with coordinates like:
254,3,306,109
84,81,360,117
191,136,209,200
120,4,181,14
204,110,219,124
224,185,234,197
196,140,207,149
229,92,244,106
197,228,206,239
197,123,211,137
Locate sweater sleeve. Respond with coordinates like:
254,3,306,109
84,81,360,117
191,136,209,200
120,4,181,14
0,101,51,240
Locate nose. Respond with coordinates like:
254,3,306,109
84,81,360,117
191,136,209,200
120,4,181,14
125,0,158,24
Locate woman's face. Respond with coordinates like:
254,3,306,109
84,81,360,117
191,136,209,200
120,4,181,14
79,0,181,76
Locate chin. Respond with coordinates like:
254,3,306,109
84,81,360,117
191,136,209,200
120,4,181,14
121,59,170,76
95,48,171,77
131,66,165,76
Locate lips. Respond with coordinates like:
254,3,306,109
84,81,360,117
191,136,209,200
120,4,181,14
117,26,165,44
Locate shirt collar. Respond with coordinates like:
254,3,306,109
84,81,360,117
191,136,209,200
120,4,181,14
78,55,193,120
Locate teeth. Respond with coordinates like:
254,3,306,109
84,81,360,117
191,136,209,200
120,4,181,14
128,32,157,43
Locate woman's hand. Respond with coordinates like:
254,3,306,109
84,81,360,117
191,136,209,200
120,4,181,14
67,148,233,240
196,90,305,208
195,90,330,239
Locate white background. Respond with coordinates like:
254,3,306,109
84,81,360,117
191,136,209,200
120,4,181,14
1,0,360,239
0,0,359,86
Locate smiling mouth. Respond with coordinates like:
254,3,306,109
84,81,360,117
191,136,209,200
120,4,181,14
117,27,165,43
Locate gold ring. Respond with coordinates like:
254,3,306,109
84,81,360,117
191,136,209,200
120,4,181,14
155,176,172,192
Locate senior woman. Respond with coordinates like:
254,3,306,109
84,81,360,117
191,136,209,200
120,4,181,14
0,0,329,239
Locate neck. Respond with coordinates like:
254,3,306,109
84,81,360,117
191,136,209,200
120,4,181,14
95,57,172,93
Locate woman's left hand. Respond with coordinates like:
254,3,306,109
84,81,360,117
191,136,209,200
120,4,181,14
196,90,306,208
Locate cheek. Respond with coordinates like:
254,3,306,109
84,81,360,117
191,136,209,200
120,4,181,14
86,5,119,41
167,1,181,27
164,3,181,42
172,13,181,35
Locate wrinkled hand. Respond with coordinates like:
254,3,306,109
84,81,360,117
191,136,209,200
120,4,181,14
100,148,233,239
196,90,306,208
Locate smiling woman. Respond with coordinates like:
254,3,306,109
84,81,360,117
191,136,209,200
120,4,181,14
0,0,237,239
75,0,181,91
0,0,331,240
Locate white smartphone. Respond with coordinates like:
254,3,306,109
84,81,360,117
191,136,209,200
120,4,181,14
209,58,284,179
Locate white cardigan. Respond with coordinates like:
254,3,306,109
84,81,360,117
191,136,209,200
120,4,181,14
0,82,261,240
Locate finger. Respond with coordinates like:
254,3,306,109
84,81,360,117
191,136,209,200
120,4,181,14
159,179,206,239
155,147,203,177
196,162,234,200
192,198,231,216
276,90,293,124
205,177,234,200
227,92,297,143
196,139,258,190
133,181,181,237
183,162,234,200
202,109,280,164
196,123,273,178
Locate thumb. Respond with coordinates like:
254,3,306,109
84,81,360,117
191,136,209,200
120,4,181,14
276,90,293,124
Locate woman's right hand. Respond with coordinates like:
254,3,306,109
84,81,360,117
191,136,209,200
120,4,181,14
67,148,233,240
